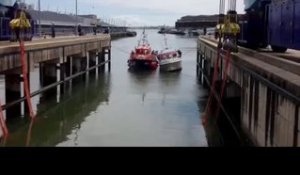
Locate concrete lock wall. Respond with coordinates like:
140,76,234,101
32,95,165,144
197,37,300,147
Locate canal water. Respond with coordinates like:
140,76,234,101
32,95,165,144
0,29,225,147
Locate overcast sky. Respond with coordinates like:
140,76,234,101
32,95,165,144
24,0,245,26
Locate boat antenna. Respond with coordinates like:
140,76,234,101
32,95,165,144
163,33,168,50
138,27,148,46
142,28,148,45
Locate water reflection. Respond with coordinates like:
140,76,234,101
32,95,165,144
128,69,157,85
127,69,158,104
158,71,181,90
3,73,111,147
2,29,211,147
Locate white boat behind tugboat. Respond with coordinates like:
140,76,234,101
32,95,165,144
157,49,182,72
157,34,182,72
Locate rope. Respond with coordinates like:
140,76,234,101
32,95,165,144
0,100,8,137
202,48,221,125
202,48,238,140
1,14,38,145
214,50,231,123
20,41,35,119
26,119,35,147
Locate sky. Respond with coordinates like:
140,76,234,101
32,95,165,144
23,0,245,26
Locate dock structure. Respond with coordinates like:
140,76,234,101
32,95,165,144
0,34,112,121
197,37,300,147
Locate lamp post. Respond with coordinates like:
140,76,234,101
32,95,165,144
75,0,78,35
38,0,41,36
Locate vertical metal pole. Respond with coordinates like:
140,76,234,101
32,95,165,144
75,0,78,35
197,51,200,78
108,48,111,72
219,0,222,14
38,0,41,36
200,53,203,83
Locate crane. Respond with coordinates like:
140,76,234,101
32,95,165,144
215,0,240,52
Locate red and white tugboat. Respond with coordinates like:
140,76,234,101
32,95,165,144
128,29,159,70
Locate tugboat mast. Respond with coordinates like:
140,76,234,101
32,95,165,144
163,33,168,50
138,28,148,46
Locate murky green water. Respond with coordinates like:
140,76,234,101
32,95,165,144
1,29,211,147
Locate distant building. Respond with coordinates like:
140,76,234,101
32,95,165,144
27,9,110,35
79,14,98,25
0,1,127,36
175,15,219,30
28,10,101,27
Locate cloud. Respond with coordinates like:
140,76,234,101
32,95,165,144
83,0,245,15
27,0,246,25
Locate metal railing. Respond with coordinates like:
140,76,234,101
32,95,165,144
1,59,110,111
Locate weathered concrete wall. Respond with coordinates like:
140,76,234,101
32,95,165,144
197,37,300,147
0,34,111,73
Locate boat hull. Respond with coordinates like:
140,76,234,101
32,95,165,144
160,60,182,72
128,60,159,70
